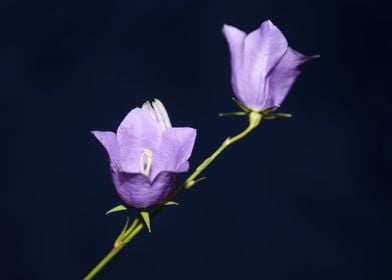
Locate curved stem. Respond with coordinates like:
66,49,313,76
184,111,262,189
83,111,262,279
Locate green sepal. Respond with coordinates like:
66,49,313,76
274,112,292,118
231,98,290,120
263,112,292,120
263,115,277,120
233,98,252,113
260,105,280,115
106,205,128,215
164,201,179,206
219,111,247,117
138,210,151,233
184,177,207,189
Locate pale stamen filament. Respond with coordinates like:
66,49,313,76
139,148,153,176
152,99,172,130
141,99,172,131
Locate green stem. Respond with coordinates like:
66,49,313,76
83,111,262,279
84,224,144,280
184,111,262,188
84,246,122,280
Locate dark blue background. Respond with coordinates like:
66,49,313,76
1,0,391,279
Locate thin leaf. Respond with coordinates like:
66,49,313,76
164,201,179,206
106,205,128,215
219,111,247,117
233,98,251,112
274,113,292,118
139,210,151,233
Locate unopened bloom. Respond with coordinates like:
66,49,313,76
92,99,196,209
223,20,316,111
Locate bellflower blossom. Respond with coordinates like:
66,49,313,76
92,99,196,209
223,20,316,111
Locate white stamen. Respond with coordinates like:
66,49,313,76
153,99,172,129
139,148,153,176
141,99,172,131
141,101,156,120
151,102,166,130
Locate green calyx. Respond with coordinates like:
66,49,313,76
220,98,292,122
107,202,178,236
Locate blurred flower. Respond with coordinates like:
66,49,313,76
92,99,196,208
223,20,317,111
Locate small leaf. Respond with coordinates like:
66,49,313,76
164,201,179,206
139,210,151,233
106,205,128,215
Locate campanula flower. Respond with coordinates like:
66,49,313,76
92,99,196,209
223,20,316,111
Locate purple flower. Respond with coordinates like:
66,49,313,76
92,99,196,209
223,20,316,111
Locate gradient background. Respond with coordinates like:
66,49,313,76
1,0,391,279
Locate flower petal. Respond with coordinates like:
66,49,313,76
223,24,247,105
176,161,190,173
222,24,246,77
91,131,119,169
265,47,316,107
142,127,196,179
223,24,246,56
162,127,197,171
116,108,161,173
224,20,289,110
111,171,175,208
242,20,288,108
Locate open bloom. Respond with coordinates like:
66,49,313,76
92,99,196,208
223,20,316,111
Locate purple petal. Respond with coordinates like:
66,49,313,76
176,161,190,173
265,47,316,107
242,20,288,108
115,108,195,180
223,24,246,56
222,24,246,80
112,171,175,208
91,131,119,169
224,20,289,110
116,108,161,174
144,127,196,179
223,24,246,105
162,127,197,171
